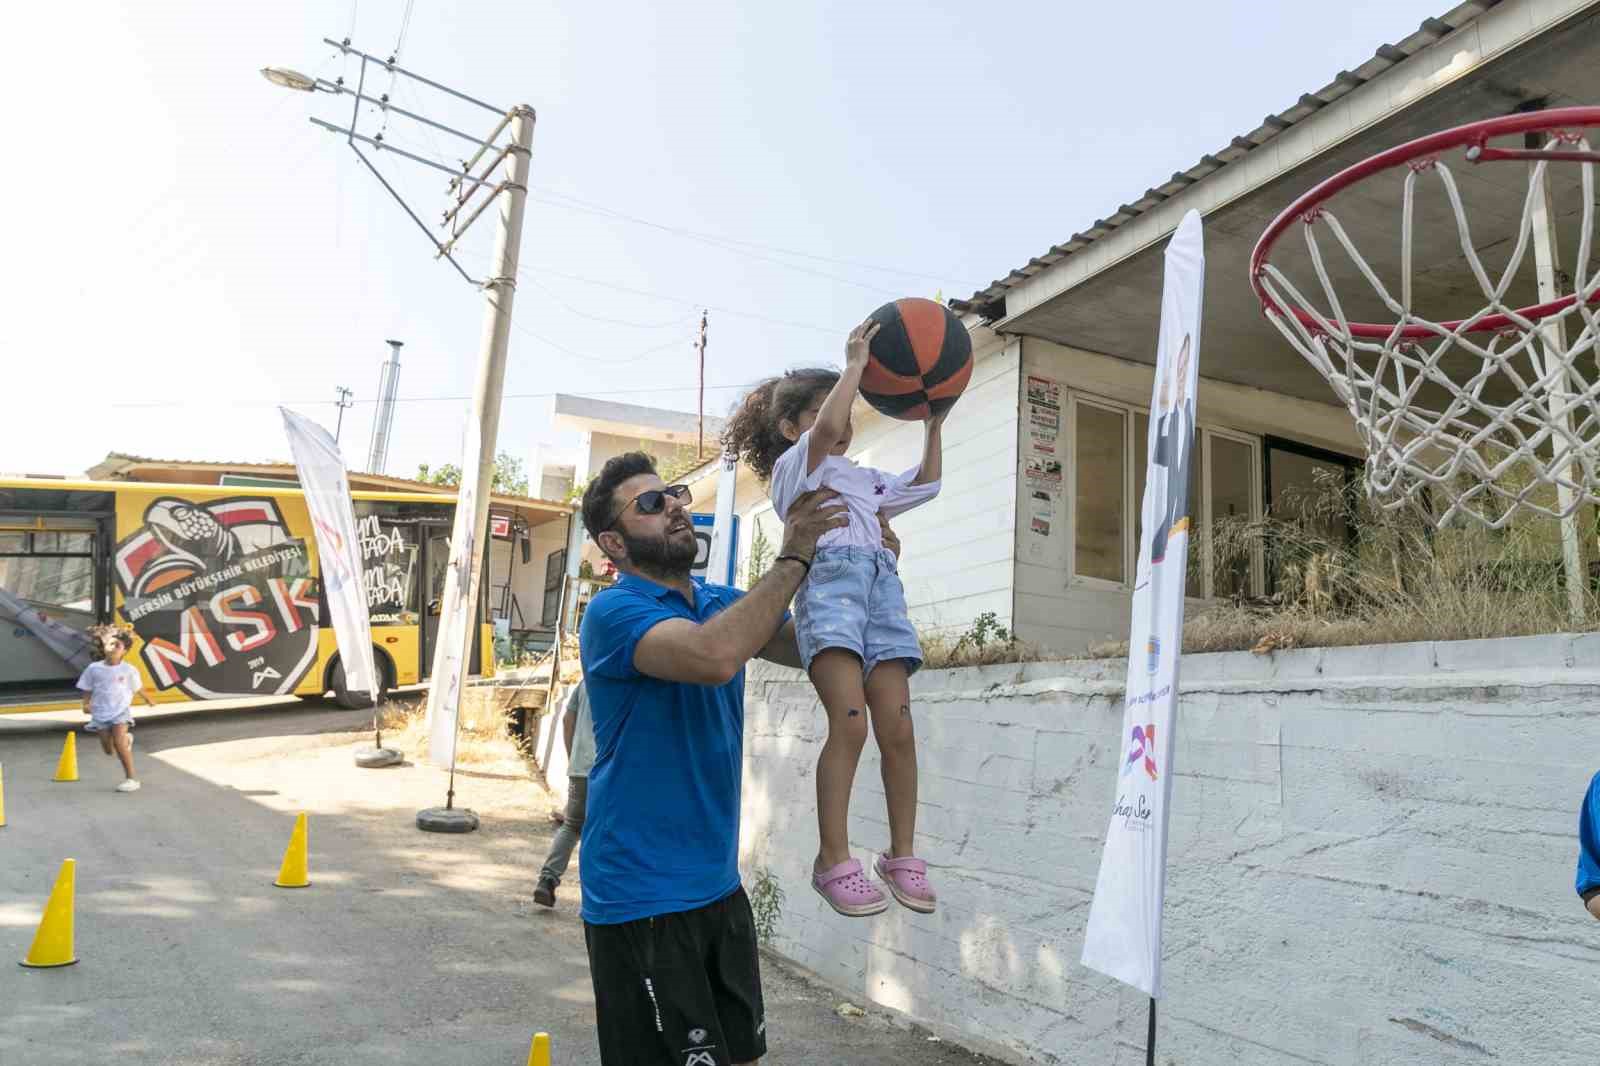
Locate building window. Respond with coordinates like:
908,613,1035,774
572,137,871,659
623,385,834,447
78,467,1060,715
1070,391,1264,599
1073,399,1127,584
1263,437,1361,593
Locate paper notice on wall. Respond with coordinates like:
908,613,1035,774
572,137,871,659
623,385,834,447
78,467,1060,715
1021,372,1066,561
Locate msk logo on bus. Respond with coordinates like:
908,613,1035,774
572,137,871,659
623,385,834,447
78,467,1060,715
113,496,321,698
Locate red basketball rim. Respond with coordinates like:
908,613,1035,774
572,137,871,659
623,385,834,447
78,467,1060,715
1249,105,1600,340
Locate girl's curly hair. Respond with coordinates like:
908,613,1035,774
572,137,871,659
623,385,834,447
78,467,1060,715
721,368,840,480
86,624,135,660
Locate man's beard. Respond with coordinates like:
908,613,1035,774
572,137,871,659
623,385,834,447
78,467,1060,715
619,525,697,578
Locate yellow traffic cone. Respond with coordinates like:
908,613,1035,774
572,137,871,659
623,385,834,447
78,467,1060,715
525,1032,550,1066
52,733,78,783
0,762,7,827
274,812,310,888
20,858,78,968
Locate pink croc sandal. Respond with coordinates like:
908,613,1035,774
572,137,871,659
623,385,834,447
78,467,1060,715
812,858,889,917
874,853,937,914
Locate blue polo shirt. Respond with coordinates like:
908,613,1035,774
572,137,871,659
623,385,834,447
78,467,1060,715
1578,771,1600,901
578,573,753,925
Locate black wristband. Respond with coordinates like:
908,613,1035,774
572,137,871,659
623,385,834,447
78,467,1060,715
774,553,812,575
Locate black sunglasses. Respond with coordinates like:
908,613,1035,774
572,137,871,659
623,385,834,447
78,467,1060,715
603,484,692,533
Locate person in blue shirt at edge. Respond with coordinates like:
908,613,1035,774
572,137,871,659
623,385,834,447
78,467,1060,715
576,449,900,1066
1578,770,1600,920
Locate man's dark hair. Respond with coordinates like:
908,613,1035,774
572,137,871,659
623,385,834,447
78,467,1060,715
581,451,659,542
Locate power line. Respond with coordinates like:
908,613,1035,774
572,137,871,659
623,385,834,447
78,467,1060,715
110,381,763,411
524,192,905,298
508,321,692,366
516,263,845,336
392,0,418,61
518,273,695,330
528,187,964,285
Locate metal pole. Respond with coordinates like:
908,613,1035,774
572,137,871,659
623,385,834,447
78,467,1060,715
333,386,353,443
697,311,708,460
1526,136,1588,625
368,340,404,475
421,106,534,790
1146,997,1156,1066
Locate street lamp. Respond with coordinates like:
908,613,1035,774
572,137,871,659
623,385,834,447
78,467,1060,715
260,67,318,92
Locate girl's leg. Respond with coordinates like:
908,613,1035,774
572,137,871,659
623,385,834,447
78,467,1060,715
808,649,870,870
98,729,115,756
865,660,917,859
109,722,136,780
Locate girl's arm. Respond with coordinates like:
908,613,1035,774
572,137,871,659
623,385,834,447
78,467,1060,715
909,410,948,486
808,319,879,474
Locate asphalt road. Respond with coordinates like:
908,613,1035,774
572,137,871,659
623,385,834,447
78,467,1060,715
0,700,994,1065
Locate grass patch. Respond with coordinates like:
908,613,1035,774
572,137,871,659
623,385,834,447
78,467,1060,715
377,693,535,772
1090,469,1600,659
920,611,1048,670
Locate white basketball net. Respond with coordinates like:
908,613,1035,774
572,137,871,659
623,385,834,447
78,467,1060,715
1257,132,1600,529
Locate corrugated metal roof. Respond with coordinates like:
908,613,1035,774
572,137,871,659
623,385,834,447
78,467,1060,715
951,1,1500,317
87,452,574,512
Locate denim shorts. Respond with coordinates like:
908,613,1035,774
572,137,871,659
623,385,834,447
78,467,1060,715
793,546,921,676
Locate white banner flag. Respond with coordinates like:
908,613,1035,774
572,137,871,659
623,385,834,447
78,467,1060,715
424,421,483,767
280,408,379,703
1081,209,1204,998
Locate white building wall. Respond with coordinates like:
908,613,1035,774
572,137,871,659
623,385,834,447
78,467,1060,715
739,633,1600,1066
486,516,571,633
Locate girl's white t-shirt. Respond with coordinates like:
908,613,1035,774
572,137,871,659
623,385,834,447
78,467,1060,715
768,428,940,549
76,661,141,723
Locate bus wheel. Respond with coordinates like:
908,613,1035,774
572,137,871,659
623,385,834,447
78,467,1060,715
331,655,390,710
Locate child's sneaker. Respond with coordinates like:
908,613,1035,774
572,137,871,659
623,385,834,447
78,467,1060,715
811,858,888,917
874,853,937,914
115,779,142,793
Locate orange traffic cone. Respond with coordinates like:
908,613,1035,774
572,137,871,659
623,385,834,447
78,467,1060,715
52,733,78,783
0,762,8,827
525,1032,550,1066
274,812,310,888
21,859,78,968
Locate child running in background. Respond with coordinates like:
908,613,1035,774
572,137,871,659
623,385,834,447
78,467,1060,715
78,627,153,792
723,318,950,917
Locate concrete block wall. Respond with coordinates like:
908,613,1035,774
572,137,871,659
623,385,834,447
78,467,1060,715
738,634,1600,1065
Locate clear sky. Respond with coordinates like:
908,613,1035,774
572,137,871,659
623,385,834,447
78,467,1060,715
0,0,1449,484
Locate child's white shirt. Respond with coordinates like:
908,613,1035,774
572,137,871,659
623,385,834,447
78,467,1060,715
768,428,940,549
76,661,141,723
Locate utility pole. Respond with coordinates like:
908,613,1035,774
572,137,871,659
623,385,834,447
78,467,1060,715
262,41,538,830
422,105,535,806
333,386,354,444
696,310,709,460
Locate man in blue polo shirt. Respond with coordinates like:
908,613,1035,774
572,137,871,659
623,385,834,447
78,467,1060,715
577,450,847,1066
1579,771,1600,920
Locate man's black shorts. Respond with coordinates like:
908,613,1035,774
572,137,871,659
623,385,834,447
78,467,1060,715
584,887,766,1065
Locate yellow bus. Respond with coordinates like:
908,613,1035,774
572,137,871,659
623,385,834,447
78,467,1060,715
0,477,496,715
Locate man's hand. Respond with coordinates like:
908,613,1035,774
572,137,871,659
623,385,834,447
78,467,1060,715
780,487,847,560
1587,893,1600,921
878,513,901,561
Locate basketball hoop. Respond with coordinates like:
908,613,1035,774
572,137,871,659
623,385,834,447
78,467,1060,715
1250,106,1600,529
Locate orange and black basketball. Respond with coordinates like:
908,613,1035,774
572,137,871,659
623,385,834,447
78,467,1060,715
861,297,973,421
